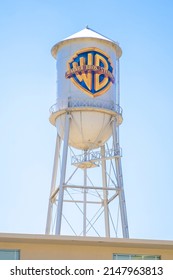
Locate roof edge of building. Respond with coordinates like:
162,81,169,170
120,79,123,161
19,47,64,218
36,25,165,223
0,232,173,249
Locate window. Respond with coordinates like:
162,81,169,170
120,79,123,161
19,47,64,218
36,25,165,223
0,250,20,260
113,254,160,260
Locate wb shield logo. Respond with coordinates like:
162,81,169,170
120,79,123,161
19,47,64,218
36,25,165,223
65,47,115,97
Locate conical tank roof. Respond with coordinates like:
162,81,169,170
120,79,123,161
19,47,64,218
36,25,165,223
63,26,114,42
51,26,122,58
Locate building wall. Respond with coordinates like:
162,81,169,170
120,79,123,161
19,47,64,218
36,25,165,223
0,234,173,260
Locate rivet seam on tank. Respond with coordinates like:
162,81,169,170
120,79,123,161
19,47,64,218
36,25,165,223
65,47,115,98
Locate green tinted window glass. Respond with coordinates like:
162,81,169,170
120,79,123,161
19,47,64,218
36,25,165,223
113,254,160,260
143,255,160,260
113,254,131,260
131,255,142,260
0,250,20,260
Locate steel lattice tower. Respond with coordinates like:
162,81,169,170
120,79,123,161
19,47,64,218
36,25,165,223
46,27,129,238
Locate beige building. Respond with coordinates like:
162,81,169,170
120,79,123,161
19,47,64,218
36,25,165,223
0,233,173,260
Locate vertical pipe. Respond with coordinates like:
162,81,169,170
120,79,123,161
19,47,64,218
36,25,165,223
45,133,61,234
116,58,120,142
112,118,129,238
55,113,71,235
83,158,87,236
101,145,110,237
112,117,119,150
116,58,120,107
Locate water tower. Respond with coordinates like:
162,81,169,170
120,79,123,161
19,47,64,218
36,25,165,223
46,27,129,238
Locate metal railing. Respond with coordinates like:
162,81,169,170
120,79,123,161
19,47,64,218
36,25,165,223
71,147,122,166
49,97,122,116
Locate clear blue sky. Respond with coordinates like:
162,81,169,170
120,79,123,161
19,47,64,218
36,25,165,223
0,0,173,240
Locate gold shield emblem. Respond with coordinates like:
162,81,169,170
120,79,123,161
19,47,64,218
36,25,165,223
65,47,115,97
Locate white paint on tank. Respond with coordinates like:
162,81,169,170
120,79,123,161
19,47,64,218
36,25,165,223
55,110,113,150
50,27,122,150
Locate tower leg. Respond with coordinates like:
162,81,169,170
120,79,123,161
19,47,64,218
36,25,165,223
55,113,71,235
83,164,87,236
101,145,110,237
45,133,61,234
112,118,129,238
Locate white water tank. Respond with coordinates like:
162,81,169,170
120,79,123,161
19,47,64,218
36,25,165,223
49,27,122,150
